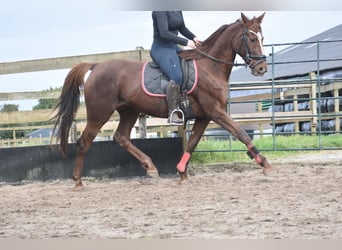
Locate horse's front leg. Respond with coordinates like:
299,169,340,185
177,118,210,182
212,109,273,174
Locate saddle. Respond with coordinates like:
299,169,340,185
141,59,198,97
141,59,198,120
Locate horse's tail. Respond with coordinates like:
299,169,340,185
52,63,96,157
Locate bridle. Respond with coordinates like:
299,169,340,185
195,25,266,69
241,26,267,69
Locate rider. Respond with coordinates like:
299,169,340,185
150,11,201,125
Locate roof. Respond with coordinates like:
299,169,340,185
230,24,342,82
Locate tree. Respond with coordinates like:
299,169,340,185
0,104,19,112
0,104,19,139
32,87,61,110
33,98,58,110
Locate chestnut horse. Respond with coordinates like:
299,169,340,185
53,13,272,188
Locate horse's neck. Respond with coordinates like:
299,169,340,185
208,35,237,80
207,24,239,77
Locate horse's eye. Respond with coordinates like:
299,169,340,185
250,38,256,42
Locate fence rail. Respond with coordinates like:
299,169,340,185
1,41,342,151
0,50,151,75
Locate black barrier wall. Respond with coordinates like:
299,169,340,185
0,138,183,183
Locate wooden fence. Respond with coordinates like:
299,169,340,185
229,72,342,136
0,49,195,147
1,49,341,147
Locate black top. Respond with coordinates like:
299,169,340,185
152,11,196,46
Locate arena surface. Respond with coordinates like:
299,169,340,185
1,151,342,239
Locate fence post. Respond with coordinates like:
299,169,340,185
257,101,264,137
139,114,147,139
12,129,16,146
309,72,317,136
293,94,300,133
70,121,77,143
334,85,340,133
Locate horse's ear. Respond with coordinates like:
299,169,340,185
256,12,266,24
241,12,250,25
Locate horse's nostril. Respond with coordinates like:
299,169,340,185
259,67,266,73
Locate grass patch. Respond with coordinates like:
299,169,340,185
191,135,342,164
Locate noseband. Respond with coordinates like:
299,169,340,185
195,24,266,69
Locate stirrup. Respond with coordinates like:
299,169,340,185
169,108,184,126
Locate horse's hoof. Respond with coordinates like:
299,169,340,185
262,166,273,176
72,183,85,191
146,169,160,179
178,177,193,185
178,172,189,185
178,178,187,185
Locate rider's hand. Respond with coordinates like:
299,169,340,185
193,37,202,46
187,40,196,49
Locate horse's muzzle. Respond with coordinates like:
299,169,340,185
249,59,267,76
245,54,267,76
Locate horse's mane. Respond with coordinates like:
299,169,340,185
179,21,240,60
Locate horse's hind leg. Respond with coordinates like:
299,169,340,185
73,122,104,188
114,107,159,177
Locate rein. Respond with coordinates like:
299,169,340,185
195,48,245,67
195,25,266,69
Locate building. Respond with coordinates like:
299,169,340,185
227,24,342,135
230,24,342,83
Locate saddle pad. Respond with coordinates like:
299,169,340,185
141,59,198,97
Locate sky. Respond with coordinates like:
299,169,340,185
0,1,341,110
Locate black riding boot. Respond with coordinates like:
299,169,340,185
166,80,184,125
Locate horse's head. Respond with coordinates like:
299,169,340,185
233,12,267,77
